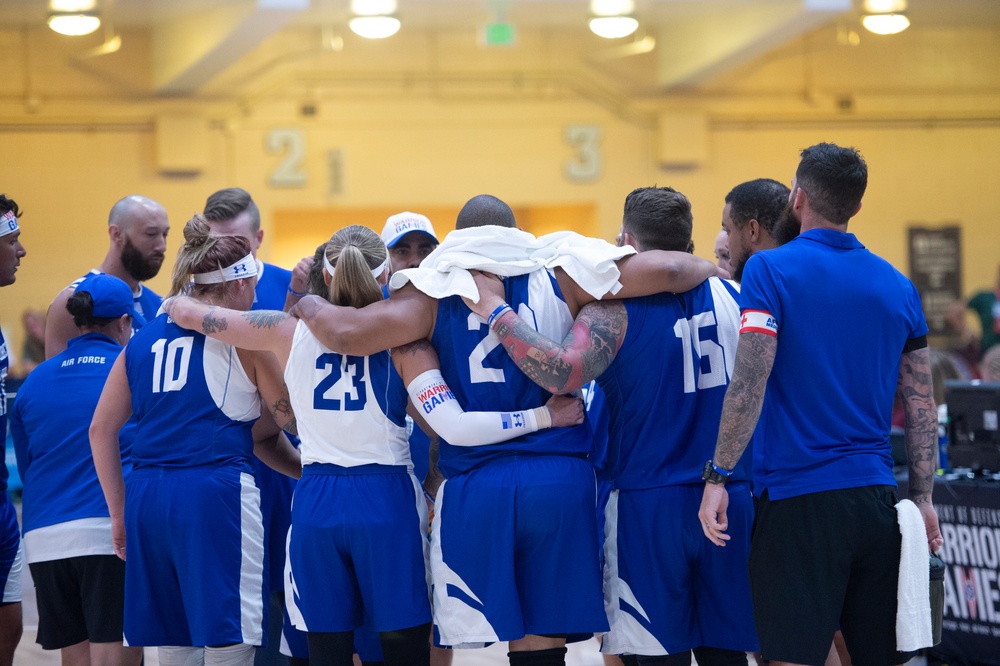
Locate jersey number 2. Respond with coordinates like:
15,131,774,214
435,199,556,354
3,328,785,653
314,353,367,411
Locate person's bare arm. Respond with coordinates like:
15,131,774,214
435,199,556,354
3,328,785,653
897,346,944,552
289,284,435,356
282,255,315,312
252,410,302,479
244,349,297,436
555,251,726,315
699,330,776,547
44,287,79,359
89,353,132,560
162,296,296,368
463,272,626,394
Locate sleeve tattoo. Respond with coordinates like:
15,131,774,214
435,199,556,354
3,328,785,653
242,310,288,329
491,301,626,394
713,331,776,470
897,347,937,502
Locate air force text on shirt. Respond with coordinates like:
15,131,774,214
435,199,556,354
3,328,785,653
61,355,108,367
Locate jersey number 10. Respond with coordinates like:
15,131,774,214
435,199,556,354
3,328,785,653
151,338,194,393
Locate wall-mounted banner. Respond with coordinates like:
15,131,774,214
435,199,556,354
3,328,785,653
908,225,962,336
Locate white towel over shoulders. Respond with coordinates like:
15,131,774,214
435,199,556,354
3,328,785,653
388,226,635,302
896,498,932,652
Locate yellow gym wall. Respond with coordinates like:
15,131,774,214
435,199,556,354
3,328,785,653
1,16,998,357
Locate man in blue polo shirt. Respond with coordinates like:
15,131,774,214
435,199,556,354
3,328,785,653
699,143,943,666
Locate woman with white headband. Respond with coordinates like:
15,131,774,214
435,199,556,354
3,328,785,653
162,224,583,666
90,214,301,666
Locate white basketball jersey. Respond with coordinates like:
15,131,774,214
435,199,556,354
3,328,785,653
285,321,411,468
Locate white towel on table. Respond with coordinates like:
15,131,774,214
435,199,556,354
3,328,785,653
388,226,635,302
896,498,932,651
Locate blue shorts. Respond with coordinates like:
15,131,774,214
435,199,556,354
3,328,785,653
602,483,758,656
285,464,430,634
0,497,21,604
123,467,266,647
431,455,607,647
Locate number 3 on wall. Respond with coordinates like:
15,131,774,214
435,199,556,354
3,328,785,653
564,125,602,183
266,128,308,188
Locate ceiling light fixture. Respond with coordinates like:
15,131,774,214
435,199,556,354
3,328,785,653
589,0,638,39
48,12,101,36
349,0,399,39
589,16,639,39
349,15,401,39
862,0,909,35
861,13,910,35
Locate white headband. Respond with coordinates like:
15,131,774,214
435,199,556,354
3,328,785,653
192,253,258,284
0,210,19,238
323,253,389,280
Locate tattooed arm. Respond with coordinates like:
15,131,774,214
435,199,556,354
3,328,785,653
252,408,302,479
699,330,776,546
162,295,296,367
897,346,944,552
490,302,627,394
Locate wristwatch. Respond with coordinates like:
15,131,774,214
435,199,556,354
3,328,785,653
702,460,734,485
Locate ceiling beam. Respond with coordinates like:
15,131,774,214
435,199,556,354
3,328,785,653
153,0,310,96
654,0,852,90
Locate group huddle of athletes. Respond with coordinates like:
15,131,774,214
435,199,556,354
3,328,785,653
0,141,943,666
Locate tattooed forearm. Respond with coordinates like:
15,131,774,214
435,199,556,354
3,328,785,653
242,310,288,329
491,301,626,394
713,332,776,470
201,311,228,335
897,347,937,502
271,394,297,435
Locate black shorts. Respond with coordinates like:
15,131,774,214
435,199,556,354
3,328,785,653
29,555,126,650
749,485,914,666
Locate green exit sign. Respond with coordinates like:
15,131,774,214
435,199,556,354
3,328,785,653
483,21,516,46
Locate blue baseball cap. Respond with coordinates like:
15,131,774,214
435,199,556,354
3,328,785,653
76,273,145,325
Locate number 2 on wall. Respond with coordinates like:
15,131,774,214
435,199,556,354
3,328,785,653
266,128,308,188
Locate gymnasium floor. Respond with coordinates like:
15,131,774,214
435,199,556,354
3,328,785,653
13,561,606,665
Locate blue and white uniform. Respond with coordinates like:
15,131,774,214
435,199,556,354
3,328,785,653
70,270,160,329
283,320,431,636
429,270,607,647
123,314,265,647
11,333,133,563
597,277,756,656
0,329,21,604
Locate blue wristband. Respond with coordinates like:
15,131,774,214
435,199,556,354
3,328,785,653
487,303,512,328
287,286,307,297
712,463,735,478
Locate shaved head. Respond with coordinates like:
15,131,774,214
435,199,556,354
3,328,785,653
109,195,166,231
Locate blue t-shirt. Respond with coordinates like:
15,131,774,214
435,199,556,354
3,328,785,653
598,278,747,490
739,228,928,500
431,270,592,477
254,262,292,311
11,333,133,533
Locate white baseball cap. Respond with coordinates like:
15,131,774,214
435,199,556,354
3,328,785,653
381,212,439,249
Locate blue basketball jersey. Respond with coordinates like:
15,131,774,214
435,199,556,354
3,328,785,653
431,270,591,477
125,314,259,471
0,329,8,493
597,277,747,490
71,270,161,330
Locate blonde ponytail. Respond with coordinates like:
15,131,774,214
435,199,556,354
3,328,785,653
324,225,387,309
